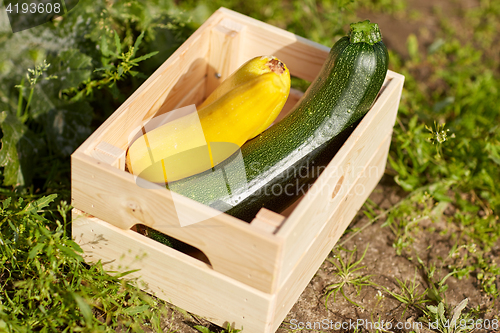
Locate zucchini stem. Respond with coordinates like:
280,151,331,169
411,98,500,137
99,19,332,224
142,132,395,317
349,20,382,45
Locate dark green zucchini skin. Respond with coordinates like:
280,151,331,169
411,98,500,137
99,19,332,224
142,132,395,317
167,33,389,222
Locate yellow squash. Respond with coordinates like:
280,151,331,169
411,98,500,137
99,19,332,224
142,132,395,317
126,55,290,183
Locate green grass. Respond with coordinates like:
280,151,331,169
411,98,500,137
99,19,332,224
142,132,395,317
0,0,499,331
0,195,168,331
379,270,429,318
324,245,373,309
0,0,192,331
382,0,500,307
419,299,480,333
195,324,243,333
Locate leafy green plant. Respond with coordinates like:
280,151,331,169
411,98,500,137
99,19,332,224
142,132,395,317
63,30,158,102
446,243,500,298
0,0,191,190
178,0,359,46
0,0,195,330
361,0,406,15
368,291,396,333
417,299,479,333
381,4,500,308
15,60,58,123
380,270,429,317
324,245,373,309
0,195,168,331
425,122,455,159
195,323,242,333
381,188,438,255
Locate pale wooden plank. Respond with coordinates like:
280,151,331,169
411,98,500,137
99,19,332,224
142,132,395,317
250,208,286,234
71,150,283,294
272,133,392,332
147,57,208,119
216,8,330,82
72,210,275,332
174,77,207,109
205,18,246,98
90,142,126,170
124,80,208,153
275,73,404,287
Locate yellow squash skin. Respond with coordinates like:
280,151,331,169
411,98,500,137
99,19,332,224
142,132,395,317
126,56,290,183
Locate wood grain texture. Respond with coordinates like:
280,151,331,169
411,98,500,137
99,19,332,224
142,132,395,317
215,8,330,82
71,150,283,294
90,142,126,170
148,57,208,119
174,77,207,110
272,133,393,332
205,18,246,98
275,73,404,287
72,210,276,332
250,208,286,234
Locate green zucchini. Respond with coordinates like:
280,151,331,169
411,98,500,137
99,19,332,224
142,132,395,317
166,20,389,222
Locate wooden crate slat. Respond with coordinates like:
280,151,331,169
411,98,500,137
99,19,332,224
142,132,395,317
250,208,286,234
90,142,126,171
205,18,246,98
174,76,207,109
275,73,404,287
147,57,208,120
273,132,392,332
72,210,275,332
71,150,283,294
215,8,330,82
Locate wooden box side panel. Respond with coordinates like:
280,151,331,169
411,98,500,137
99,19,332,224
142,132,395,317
217,8,329,82
272,132,392,332
205,17,247,98
72,211,275,333
71,151,282,294
276,73,404,287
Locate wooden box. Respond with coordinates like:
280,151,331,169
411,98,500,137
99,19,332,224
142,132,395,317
71,8,404,333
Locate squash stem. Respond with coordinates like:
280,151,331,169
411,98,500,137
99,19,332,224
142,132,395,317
349,20,382,45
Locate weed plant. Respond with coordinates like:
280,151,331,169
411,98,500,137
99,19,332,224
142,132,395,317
0,0,499,331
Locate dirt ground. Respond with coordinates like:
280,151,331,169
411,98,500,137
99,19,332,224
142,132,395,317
275,176,498,333
150,1,500,332
156,178,498,333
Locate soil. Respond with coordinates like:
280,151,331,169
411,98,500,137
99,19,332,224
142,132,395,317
275,176,497,333
155,178,499,333
150,0,500,332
